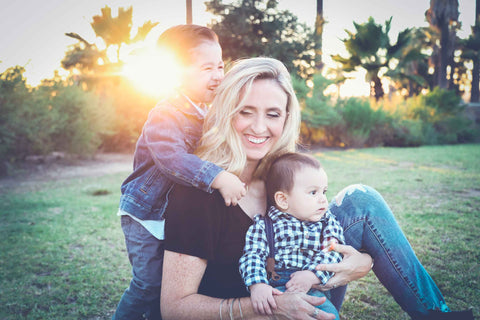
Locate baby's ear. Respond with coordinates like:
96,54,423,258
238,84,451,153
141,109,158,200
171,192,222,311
274,191,288,211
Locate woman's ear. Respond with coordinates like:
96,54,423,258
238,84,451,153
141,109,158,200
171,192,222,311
274,191,288,211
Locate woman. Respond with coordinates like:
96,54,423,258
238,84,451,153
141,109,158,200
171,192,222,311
161,57,467,320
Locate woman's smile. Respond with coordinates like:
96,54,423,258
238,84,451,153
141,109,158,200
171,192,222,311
233,79,287,162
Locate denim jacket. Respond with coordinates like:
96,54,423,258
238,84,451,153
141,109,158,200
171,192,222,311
118,93,224,221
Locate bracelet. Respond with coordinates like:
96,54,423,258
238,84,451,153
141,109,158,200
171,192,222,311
229,298,235,320
219,298,226,320
238,298,243,320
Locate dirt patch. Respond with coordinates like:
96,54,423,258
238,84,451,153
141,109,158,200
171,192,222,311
0,153,133,193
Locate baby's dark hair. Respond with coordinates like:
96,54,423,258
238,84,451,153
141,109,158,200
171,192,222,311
266,152,322,207
157,24,219,64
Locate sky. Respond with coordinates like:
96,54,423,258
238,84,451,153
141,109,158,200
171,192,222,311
0,0,475,96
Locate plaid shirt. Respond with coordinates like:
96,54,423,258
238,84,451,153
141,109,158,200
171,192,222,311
239,206,345,288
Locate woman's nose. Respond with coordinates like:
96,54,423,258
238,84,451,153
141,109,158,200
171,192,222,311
251,115,267,133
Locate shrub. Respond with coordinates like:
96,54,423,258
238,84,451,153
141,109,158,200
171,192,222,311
98,79,156,152
0,66,114,170
298,74,342,146
331,97,391,148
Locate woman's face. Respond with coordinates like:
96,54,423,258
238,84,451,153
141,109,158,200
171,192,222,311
232,79,288,163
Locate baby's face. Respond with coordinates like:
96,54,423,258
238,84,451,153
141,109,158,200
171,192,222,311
283,166,329,222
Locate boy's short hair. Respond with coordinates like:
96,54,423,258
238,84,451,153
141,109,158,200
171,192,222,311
157,24,219,64
266,152,322,207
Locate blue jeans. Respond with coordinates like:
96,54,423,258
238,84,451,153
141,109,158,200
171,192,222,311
270,269,340,320
327,184,450,319
112,216,164,320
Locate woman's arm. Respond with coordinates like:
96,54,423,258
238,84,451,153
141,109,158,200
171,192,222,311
314,244,373,291
161,250,336,320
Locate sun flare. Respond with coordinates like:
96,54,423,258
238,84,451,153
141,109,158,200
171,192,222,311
122,46,182,99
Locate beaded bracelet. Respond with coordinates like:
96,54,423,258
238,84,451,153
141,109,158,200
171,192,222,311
229,298,236,320
219,298,226,320
238,298,243,319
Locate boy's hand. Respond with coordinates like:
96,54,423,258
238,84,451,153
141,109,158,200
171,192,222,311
211,171,246,206
285,270,320,293
249,283,283,315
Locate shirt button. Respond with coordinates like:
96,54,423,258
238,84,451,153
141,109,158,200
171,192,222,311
305,231,309,239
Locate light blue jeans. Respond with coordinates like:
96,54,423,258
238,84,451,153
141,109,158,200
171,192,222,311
327,184,450,319
270,269,340,320
112,216,164,320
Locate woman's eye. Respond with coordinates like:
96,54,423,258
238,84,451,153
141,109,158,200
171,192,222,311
267,112,280,118
239,110,252,116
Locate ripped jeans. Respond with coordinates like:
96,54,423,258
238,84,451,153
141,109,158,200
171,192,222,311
327,184,450,318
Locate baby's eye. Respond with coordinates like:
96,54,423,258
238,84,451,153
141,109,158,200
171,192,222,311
323,189,328,195
309,190,317,195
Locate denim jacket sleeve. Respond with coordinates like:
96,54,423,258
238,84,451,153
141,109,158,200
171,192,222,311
142,103,224,193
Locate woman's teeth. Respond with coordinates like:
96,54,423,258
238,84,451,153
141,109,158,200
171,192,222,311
248,136,267,144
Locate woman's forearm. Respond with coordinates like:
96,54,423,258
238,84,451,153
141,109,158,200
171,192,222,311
161,251,265,320
162,251,334,320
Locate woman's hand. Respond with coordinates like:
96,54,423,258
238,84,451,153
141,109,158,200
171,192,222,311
314,244,373,291
272,292,336,320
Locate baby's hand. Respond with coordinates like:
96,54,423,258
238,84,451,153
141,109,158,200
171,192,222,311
249,283,283,315
211,171,246,206
285,270,320,293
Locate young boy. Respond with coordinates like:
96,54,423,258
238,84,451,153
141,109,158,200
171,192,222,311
113,25,246,320
239,152,344,319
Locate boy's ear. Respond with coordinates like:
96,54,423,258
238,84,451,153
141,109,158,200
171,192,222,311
274,191,288,211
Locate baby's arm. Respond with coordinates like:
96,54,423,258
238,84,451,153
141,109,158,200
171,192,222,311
285,270,320,293
211,171,247,206
249,283,283,315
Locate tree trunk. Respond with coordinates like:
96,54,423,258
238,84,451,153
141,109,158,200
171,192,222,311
186,0,192,24
472,57,480,102
314,0,324,72
373,76,384,100
472,0,480,102
438,19,449,88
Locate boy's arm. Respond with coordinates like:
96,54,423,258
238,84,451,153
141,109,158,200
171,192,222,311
239,217,270,289
143,105,223,192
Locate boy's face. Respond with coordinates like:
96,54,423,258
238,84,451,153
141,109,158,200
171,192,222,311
181,41,224,104
276,166,329,222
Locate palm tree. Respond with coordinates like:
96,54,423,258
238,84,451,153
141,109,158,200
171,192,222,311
90,6,158,63
332,17,411,100
425,0,459,89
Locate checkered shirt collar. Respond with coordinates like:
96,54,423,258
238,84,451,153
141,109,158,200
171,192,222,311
267,205,331,225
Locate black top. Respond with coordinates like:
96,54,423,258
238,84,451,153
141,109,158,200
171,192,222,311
164,184,253,298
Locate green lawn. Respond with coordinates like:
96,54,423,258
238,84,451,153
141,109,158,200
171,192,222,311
0,144,478,319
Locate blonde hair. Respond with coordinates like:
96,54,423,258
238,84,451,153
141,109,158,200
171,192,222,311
195,57,301,180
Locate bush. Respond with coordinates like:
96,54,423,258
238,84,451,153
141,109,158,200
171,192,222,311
328,97,392,148
297,74,342,146
0,66,114,170
97,79,156,152
34,82,114,154
0,66,31,163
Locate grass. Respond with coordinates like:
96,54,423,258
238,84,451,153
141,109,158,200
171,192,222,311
0,144,479,319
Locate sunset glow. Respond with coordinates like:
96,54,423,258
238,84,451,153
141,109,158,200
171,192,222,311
121,46,182,98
